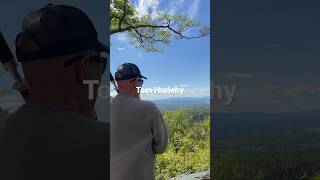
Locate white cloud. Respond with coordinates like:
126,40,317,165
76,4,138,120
138,52,143,58
134,0,162,19
180,84,190,87
134,0,200,20
137,85,209,100
183,87,210,97
225,72,255,79
117,33,128,42
214,84,320,113
188,0,201,19
167,0,185,15
117,47,125,50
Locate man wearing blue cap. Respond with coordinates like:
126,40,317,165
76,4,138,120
0,4,108,180
110,63,168,180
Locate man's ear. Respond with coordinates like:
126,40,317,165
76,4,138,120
132,81,138,90
76,56,89,84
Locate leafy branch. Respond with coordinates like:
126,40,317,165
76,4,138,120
110,0,210,52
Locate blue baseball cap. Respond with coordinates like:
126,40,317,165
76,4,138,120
15,4,108,62
115,63,147,81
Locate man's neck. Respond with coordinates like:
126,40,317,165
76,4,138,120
118,91,139,99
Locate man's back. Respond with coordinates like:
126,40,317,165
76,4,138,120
0,103,108,180
110,94,167,180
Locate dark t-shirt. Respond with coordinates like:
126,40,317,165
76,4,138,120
0,103,109,180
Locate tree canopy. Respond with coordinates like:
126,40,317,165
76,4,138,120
110,0,210,52
155,110,210,179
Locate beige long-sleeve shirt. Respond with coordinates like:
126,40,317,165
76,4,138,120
110,93,168,180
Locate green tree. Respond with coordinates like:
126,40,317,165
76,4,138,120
312,172,320,180
213,152,258,180
156,110,210,179
110,0,210,52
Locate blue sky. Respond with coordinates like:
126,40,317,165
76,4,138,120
213,0,320,113
110,0,210,100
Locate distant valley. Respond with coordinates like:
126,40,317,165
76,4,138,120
213,110,320,154
151,96,210,111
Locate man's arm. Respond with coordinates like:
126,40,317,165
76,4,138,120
150,105,168,154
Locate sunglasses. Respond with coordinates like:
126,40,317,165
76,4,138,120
129,78,144,85
64,54,107,74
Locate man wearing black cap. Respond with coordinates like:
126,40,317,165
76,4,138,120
0,4,108,180
110,63,168,180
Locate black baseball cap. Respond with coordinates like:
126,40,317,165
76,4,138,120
15,4,108,62
115,63,147,81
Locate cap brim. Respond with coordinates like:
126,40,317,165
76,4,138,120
97,41,110,54
140,75,147,79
